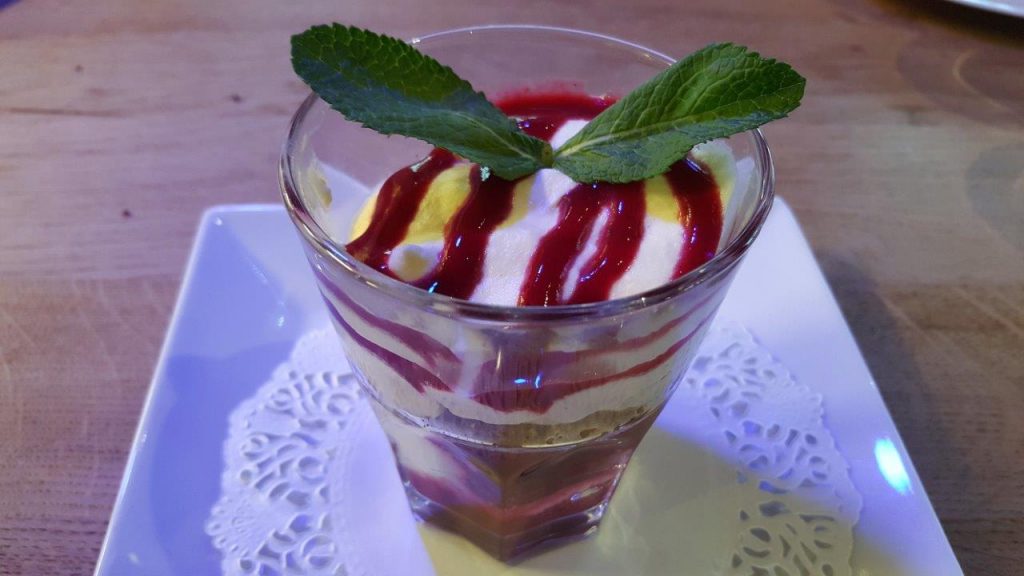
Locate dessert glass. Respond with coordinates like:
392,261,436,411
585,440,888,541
280,25,774,561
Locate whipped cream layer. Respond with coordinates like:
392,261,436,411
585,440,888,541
345,120,740,306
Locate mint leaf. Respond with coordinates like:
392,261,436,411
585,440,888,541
291,24,552,180
553,43,805,183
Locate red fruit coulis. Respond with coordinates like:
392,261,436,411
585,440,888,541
343,91,723,306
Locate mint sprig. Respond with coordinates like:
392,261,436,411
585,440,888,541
553,43,805,183
291,24,552,180
290,26,805,184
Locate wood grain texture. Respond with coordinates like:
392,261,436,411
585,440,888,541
0,0,1021,573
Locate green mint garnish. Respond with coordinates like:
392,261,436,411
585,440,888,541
290,26,805,184
553,43,805,183
291,24,553,180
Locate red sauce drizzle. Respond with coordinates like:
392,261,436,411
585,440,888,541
668,158,724,278
498,92,615,141
412,166,517,300
516,180,643,305
568,183,647,304
345,91,723,307
518,181,646,306
322,295,450,393
471,316,710,413
345,149,457,273
313,266,461,372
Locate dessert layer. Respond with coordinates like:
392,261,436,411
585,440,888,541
344,94,736,306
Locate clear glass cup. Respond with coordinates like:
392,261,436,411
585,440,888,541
280,25,774,561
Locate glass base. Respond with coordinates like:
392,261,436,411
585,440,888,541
404,477,610,561
371,397,663,562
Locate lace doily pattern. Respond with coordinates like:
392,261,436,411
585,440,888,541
206,330,358,576
207,322,862,575
683,323,862,576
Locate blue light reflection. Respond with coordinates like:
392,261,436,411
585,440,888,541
874,437,912,495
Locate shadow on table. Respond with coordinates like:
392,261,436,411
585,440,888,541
818,255,953,473
826,0,1024,41
816,253,968,560
876,0,1024,39
0,0,19,10
826,0,1024,128
967,142,1024,254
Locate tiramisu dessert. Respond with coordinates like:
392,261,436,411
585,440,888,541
285,24,803,560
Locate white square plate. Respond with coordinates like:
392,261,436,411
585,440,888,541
943,0,1024,18
95,201,962,575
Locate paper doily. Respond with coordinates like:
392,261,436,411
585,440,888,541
206,321,862,575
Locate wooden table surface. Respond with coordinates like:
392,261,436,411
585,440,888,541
1,0,1021,573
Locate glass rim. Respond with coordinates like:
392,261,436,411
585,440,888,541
280,24,775,322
